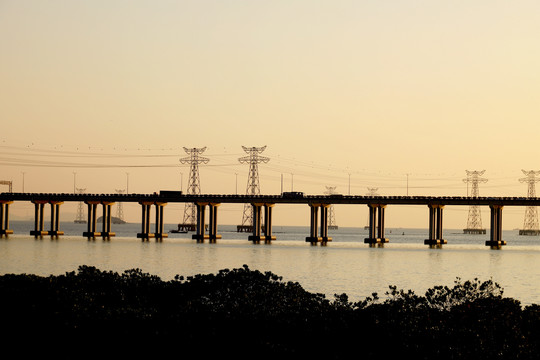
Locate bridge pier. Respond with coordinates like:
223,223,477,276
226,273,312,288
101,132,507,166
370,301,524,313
249,203,263,242
137,202,168,241
0,201,13,237
154,203,168,240
249,203,275,243
208,203,221,242
263,204,276,242
83,202,99,238
425,204,447,247
83,201,115,239
192,202,221,242
319,204,332,243
486,205,506,248
99,202,115,239
138,202,152,240
30,201,64,237
48,201,64,237
364,204,389,246
306,204,321,243
306,204,332,244
30,201,47,237
192,203,207,242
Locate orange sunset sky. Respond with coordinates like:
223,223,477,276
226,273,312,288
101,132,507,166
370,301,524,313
1,1,539,229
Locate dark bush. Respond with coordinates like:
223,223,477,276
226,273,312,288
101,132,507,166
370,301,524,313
0,266,537,360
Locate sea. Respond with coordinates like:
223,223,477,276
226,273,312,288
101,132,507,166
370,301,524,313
1,220,540,306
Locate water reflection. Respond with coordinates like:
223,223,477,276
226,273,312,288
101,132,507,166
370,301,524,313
2,222,540,305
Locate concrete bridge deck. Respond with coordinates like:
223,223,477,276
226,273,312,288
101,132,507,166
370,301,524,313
1,191,539,206
1,191,538,248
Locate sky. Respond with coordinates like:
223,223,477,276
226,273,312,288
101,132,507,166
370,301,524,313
1,1,540,230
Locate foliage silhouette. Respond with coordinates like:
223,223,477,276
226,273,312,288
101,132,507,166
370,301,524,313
0,266,537,359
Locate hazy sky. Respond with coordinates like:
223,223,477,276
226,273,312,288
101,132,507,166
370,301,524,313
1,1,539,229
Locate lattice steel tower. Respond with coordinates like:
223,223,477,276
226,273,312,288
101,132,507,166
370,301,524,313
325,186,338,229
463,170,487,234
366,187,379,196
237,146,269,232
519,170,540,235
115,189,125,222
178,147,209,231
74,188,86,223
0,180,12,192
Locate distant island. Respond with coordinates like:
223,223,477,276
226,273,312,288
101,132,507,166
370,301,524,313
96,216,127,224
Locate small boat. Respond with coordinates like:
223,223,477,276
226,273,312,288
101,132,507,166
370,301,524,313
170,229,188,233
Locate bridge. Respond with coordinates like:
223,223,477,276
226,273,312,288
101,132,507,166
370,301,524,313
1,191,538,248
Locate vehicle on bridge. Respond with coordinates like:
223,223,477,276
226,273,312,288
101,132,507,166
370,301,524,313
282,191,304,198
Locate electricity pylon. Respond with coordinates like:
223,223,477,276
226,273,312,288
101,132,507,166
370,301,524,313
519,170,540,235
115,189,125,222
463,170,487,234
366,187,378,196
325,186,338,230
178,147,209,231
74,188,86,223
237,146,269,232
0,180,12,192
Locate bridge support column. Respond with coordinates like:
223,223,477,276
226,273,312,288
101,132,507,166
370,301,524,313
208,203,222,242
83,202,100,238
192,202,209,242
0,201,14,237
424,204,447,247
263,204,276,242
249,203,275,243
306,204,328,244
364,204,389,246
137,202,153,240
30,201,48,237
100,202,116,239
306,203,332,244
83,201,115,239
249,203,264,242
306,204,321,243
48,202,64,237
319,204,332,243
154,202,168,241
137,202,168,241
487,205,506,248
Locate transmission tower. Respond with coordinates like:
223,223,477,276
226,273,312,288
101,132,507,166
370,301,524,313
463,170,487,234
115,189,125,223
519,170,540,235
325,186,338,230
364,188,379,229
366,187,379,196
0,180,12,193
237,146,269,232
178,147,209,232
74,188,86,223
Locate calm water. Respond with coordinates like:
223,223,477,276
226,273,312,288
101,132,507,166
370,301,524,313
1,220,540,305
